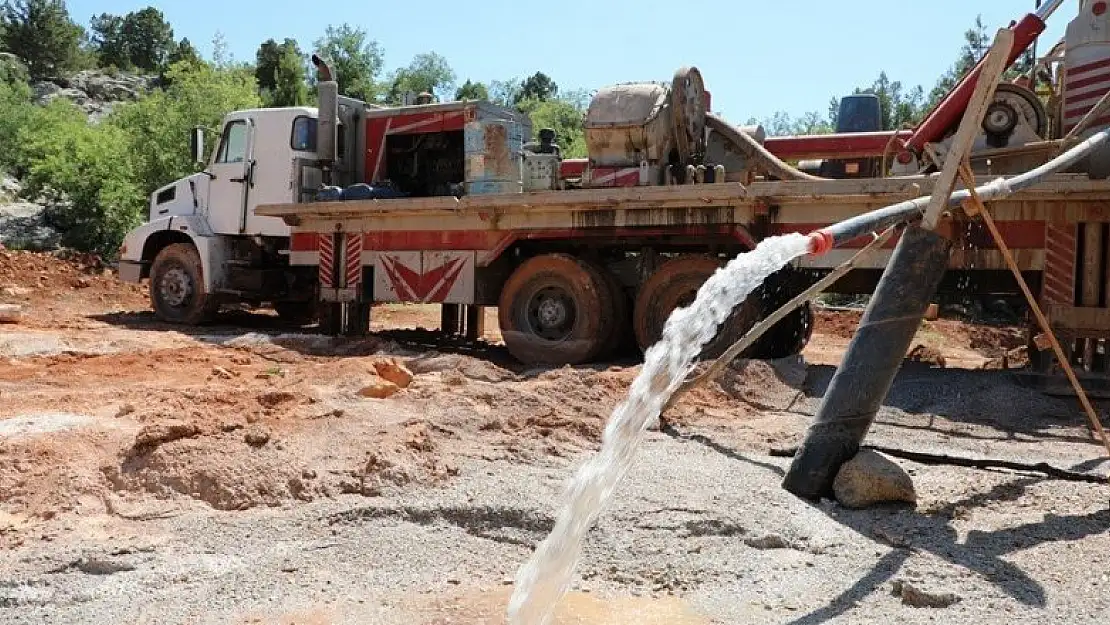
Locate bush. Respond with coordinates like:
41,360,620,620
18,98,144,255
0,78,34,173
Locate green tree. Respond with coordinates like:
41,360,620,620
15,97,143,254
89,12,126,68
0,0,83,80
488,77,521,106
455,79,488,101
166,37,200,68
256,37,307,106
386,51,455,103
518,71,556,102
0,77,33,172
311,23,382,102
119,6,173,72
516,95,586,158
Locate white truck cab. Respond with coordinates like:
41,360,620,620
116,105,334,325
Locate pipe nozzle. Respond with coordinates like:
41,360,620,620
806,230,834,256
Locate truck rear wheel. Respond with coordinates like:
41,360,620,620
149,243,218,325
498,253,616,366
633,255,761,359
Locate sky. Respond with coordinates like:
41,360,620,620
67,0,1075,123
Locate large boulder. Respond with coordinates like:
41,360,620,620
68,70,150,102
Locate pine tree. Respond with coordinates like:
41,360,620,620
0,0,83,80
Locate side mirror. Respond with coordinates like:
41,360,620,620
190,126,205,165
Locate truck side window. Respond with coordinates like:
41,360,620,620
217,120,248,163
292,116,316,151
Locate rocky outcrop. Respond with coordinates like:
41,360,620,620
30,69,154,124
0,175,62,251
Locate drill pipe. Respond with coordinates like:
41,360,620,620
803,126,1110,256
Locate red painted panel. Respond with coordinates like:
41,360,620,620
560,158,588,178
290,232,319,252
763,131,911,160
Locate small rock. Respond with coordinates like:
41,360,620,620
1,286,30,297
212,366,235,379
833,450,916,509
72,277,91,289
892,579,961,608
744,534,791,550
132,421,200,451
71,556,136,575
373,359,414,388
244,427,270,447
0,303,22,324
359,379,400,399
257,390,297,408
115,404,136,418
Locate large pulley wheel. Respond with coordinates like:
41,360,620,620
632,255,761,359
670,66,707,166
498,254,617,366
944,83,1046,141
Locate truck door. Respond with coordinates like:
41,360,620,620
206,117,256,235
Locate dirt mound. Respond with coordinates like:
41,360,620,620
0,249,147,327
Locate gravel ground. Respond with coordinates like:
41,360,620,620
3,395,1109,625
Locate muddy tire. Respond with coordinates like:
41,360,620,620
149,243,218,325
597,266,634,360
749,268,816,359
274,300,319,326
498,253,616,366
632,254,761,359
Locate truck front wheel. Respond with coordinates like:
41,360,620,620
498,253,616,366
149,243,218,325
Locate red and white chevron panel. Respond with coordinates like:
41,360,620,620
318,233,334,288
586,166,640,187
1042,223,1077,306
344,232,363,288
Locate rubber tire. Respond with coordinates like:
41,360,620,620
632,254,762,359
498,253,615,366
749,268,816,359
595,264,633,360
274,300,319,326
149,242,218,325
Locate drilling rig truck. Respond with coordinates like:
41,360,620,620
117,0,1110,378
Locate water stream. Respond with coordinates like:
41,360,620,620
507,233,812,625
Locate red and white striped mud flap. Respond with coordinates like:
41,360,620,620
344,232,363,290
318,233,335,289
317,232,362,303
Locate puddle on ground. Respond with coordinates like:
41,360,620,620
0,412,94,438
414,588,715,624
